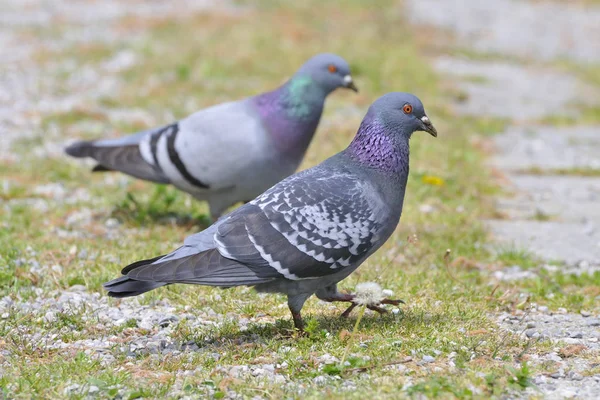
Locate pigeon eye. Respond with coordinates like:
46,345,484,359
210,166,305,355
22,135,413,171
328,64,337,73
403,104,413,114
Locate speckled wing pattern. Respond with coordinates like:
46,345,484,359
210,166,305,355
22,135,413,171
214,169,382,280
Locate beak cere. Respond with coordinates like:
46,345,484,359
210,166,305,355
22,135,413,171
420,116,437,137
343,75,359,92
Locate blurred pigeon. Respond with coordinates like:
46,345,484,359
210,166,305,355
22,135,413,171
104,92,437,331
65,53,358,220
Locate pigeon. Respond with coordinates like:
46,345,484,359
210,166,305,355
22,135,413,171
104,92,437,331
65,53,358,220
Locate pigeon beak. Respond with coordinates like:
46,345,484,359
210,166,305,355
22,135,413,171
343,75,359,92
420,116,437,137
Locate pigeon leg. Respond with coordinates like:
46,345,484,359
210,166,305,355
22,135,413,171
291,311,304,331
315,284,355,303
207,200,229,223
316,285,404,318
287,293,313,332
341,303,388,316
340,302,358,318
380,299,404,306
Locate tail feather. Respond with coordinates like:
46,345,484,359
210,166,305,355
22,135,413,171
92,164,113,172
104,276,168,298
103,249,276,298
122,254,166,274
65,140,169,184
65,141,94,158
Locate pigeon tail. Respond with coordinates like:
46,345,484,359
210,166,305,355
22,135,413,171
65,141,115,172
104,276,168,298
103,249,276,298
91,164,113,172
104,254,168,297
65,140,169,184
65,140,94,158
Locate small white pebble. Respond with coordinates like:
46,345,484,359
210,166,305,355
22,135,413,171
105,218,119,228
419,204,435,214
571,372,584,381
43,311,57,323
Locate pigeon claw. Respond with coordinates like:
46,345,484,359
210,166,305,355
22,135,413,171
380,298,405,306
288,313,310,337
339,298,405,318
341,303,358,318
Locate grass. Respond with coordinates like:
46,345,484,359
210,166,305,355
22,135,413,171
1,0,599,398
537,104,600,126
517,166,600,177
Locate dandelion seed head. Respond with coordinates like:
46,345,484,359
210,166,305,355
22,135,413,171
354,282,384,305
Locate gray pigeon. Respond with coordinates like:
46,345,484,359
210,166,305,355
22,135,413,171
104,92,437,331
65,53,357,220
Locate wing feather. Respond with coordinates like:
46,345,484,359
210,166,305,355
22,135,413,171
214,168,383,280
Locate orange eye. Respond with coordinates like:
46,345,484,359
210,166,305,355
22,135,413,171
403,104,413,114
328,64,337,73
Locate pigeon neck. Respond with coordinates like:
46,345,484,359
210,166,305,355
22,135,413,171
346,114,410,178
280,74,328,116
253,76,325,156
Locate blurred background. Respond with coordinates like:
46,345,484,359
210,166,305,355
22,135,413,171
1,0,600,398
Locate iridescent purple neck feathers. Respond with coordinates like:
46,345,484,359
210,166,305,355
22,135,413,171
253,78,325,156
347,114,409,176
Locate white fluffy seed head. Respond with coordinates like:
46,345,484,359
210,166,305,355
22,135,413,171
354,282,384,306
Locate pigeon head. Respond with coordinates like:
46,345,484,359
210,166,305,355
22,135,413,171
369,92,437,138
347,92,436,174
254,53,357,156
294,53,358,94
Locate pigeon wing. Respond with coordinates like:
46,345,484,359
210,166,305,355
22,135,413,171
214,168,385,280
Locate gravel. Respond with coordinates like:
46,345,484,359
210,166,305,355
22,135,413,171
492,126,600,172
487,220,600,266
497,308,600,399
406,0,600,63
0,286,252,362
433,57,594,120
493,175,600,223
404,0,600,397
0,0,238,159
487,125,600,266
